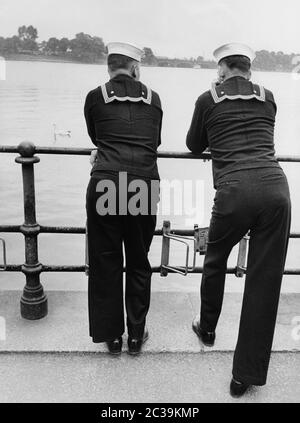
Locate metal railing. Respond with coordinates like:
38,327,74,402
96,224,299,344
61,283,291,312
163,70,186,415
0,141,300,320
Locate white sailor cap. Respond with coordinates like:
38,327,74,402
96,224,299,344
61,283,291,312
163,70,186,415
107,42,144,62
213,43,256,64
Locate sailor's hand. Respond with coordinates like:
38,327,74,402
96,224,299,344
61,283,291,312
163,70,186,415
90,149,98,166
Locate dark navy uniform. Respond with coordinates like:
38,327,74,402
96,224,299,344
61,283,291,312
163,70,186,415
84,74,162,342
186,76,291,385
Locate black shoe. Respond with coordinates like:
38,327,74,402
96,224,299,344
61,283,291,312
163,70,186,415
192,316,215,347
106,337,122,355
128,329,149,355
230,378,250,398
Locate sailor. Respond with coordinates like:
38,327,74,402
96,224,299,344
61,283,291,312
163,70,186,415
186,43,291,397
84,42,162,355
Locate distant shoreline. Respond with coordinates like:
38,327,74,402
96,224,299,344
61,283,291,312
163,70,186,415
4,53,106,65
2,54,293,73
2,25,298,73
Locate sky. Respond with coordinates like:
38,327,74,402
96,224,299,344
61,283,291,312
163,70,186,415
0,0,299,58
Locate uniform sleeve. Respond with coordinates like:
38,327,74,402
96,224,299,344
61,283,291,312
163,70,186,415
186,94,210,154
84,91,97,146
265,88,277,116
152,90,163,147
157,97,163,147
158,115,162,147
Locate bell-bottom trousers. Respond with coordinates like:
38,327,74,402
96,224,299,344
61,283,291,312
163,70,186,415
86,172,157,342
200,166,291,386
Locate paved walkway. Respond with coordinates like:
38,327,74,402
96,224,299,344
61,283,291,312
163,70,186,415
0,352,299,403
0,291,299,402
0,291,299,353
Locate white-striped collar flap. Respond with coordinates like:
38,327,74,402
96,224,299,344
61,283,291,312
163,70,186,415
210,82,266,104
101,83,152,105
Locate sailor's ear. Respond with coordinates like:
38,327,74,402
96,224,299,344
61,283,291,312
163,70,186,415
131,65,136,78
217,64,226,83
247,70,252,80
131,63,140,81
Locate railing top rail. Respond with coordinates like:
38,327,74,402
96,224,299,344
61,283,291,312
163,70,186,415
1,145,300,162
1,224,300,238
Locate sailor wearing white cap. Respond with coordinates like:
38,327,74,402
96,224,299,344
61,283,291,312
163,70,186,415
213,42,256,64
187,43,291,397
107,41,144,62
84,42,162,356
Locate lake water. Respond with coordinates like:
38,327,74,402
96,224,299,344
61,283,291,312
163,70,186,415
0,60,300,293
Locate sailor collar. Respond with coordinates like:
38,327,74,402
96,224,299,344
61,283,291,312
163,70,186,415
101,79,152,105
210,78,266,104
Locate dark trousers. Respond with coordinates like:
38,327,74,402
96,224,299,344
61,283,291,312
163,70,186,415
86,172,157,342
200,167,291,386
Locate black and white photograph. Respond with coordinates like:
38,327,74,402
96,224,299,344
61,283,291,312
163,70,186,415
0,0,299,408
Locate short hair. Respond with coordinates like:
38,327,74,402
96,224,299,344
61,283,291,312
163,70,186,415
107,54,137,72
219,55,251,73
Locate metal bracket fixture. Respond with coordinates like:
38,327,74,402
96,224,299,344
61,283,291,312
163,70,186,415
160,221,249,277
235,233,249,277
160,221,209,276
0,238,7,271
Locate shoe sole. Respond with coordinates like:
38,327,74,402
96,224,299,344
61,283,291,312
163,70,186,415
192,323,215,347
230,388,249,398
230,381,250,397
128,334,149,356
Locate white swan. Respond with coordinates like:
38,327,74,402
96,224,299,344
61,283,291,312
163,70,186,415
53,124,71,142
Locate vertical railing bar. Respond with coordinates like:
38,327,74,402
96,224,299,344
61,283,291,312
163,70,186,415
15,141,48,320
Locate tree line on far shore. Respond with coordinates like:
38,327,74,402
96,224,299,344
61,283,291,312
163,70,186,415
0,25,299,72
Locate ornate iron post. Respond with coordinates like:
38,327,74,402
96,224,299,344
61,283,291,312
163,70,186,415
15,141,48,319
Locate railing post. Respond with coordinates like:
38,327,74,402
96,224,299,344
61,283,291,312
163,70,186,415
15,141,48,319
